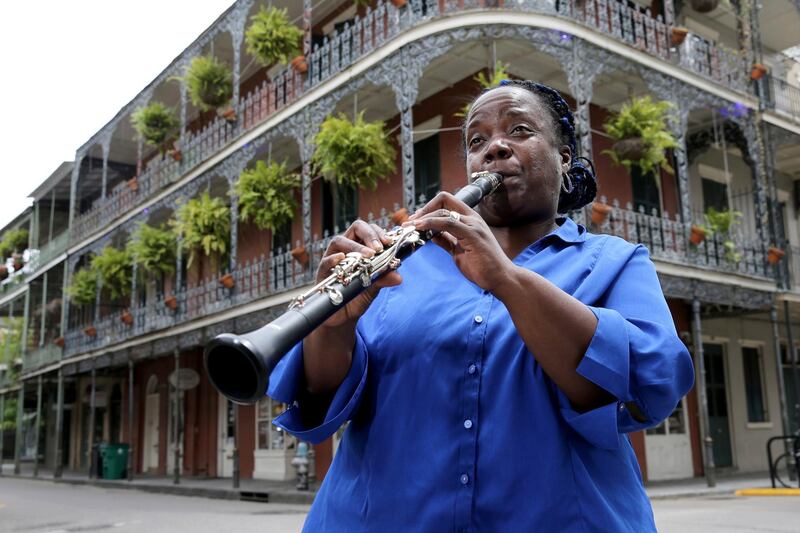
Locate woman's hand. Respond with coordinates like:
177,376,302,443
315,219,402,329
404,191,515,292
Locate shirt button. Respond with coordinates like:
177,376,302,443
468,364,477,375
474,315,483,324
619,403,626,412
460,473,470,485
463,419,473,429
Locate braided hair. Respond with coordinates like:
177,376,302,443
464,79,597,213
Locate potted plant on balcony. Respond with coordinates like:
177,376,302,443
750,63,768,81
245,6,304,69
128,222,177,278
591,201,613,225
235,160,300,232
690,224,707,245
6,228,29,254
603,96,679,176
0,264,8,281
67,267,98,314
670,26,689,46
691,0,719,13
767,246,785,265
131,102,179,150
182,55,234,112
92,246,133,302
171,192,231,276
700,207,742,263
312,111,397,191
455,61,511,118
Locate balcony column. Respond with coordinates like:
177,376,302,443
0,393,5,476
54,368,64,479
21,288,31,360
298,134,313,270
127,360,134,482
566,40,603,162
771,303,793,448
227,172,239,276
39,272,49,347
94,271,102,326
130,260,138,323
60,262,69,340
229,4,247,118
741,116,768,247
32,201,40,251
691,297,715,487
32,374,42,477
179,76,188,153
68,160,80,233
48,189,56,246
172,348,181,485
101,139,110,200
175,236,184,314
136,138,143,177
87,367,96,478
390,50,420,209
662,0,675,27
13,383,23,475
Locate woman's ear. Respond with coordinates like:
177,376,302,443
560,145,572,174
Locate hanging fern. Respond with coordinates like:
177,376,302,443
456,61,512,118
171,192,231,267
245,6,304,67
92,246,133,300
312,112,396,190
235,160,300,232
131,102,179,147
127,223,177,278
183,56,233,112
67,268,98,307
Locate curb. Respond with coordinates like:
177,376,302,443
3,474,316,505
735,488,800,496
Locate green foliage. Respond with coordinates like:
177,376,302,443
455,61,511,118
92,246,133,300
171,192,230,267
700,207,743,263
245,6,304,67
183,56,233,112
0,241,11,261
131,102,179,147
235,160,300,232
1,397,18,431
1,317,23,365
67,268,98,306
602,96,679,175
312,112,396,190
0,228,29,260
127,223,177,278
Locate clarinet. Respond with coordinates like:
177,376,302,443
204,171,504,404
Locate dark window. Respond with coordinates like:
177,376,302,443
414,134,441,204
742,346,768,423
631,165,660,216
322,181,358,236
702,178,728,212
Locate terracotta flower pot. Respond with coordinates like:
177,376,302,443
690,225,707,245
670,27,689,46
591,202,613,225
612,138,646,161
121,310,134,325
168,148,182,162
164,295,178,310
291,55,308,74
767,246,785,265
690,0,719,13
0,264,7,281
391,207,409,225
291,245,310,266
219,107,237,123
391,0,407,6
127,177,139,192
750,63,767,81
54,336,65,348
219,273,235,289
83,325,97,337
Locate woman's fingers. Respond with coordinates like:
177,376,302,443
407,191,472,221
431,232,461,255
346,220,385,252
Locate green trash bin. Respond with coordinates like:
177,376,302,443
99,443,129,480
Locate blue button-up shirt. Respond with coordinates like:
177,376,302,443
269,217,694,532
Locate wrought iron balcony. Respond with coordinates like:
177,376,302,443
67,0,753,246
766,74,800,120
28,231,69,274
22,344,62,372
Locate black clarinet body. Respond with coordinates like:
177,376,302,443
204,172,504,404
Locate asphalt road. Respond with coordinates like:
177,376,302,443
1,477,798,532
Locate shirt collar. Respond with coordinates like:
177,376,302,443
550,216,587,244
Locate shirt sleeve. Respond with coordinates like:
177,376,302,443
266,331,369,445
558,242,695,450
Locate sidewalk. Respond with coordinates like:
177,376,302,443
1,463,317,505
0,462,783,503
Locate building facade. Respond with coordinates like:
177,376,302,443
1,0,800,486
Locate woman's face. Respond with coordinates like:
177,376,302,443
464,86,571,227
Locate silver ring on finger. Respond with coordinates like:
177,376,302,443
448,210,461,223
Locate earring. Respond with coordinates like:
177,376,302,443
561,172,573,193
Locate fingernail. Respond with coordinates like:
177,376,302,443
372,240,383,251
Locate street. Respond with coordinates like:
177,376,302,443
1,477,798,532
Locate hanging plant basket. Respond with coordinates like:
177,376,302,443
391,207,409,226
690,0,719,13
11,252,23,271
183,55,233,112
0,264,8,281
690,225,707,245
611,138,647,162
54,336,65,347
670,27,689,46
168,148,182,162
591,202,613,225
164,295,178,310
750,63,768,81
83,325,97,337
121,310,134,326
127,177,139,192
131,102,179,148
291,245,309,266
767,247,785,265
291,55,308,74
219,273,235,289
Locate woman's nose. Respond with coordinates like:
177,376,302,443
484,136,512,161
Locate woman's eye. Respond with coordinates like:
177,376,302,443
512,125,531,134
469,137,483,146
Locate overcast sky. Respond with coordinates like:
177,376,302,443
0,0,235,230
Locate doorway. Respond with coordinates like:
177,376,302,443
142,376,160,473
703,343,733,468
217,395,235,477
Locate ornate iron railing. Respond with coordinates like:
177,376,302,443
766,74,800,120
67,0,751,245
